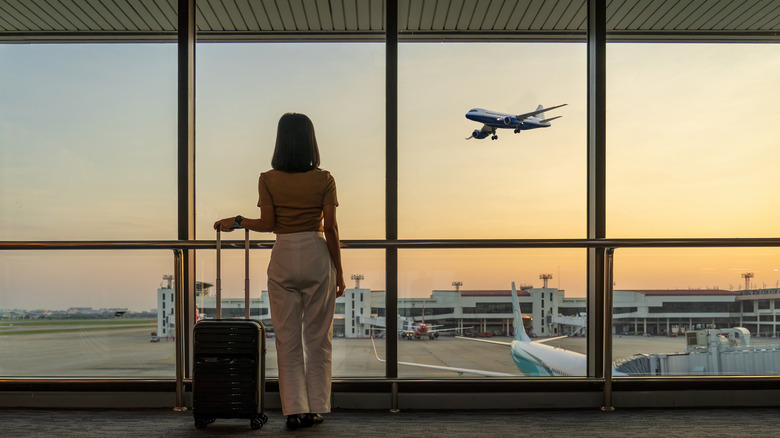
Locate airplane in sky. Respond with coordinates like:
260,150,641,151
371,282,629,377
465,103,567,140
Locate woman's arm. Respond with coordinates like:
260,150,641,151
323,204,346,297
213,205,276,233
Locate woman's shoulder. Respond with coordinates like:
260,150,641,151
261,168,334,182
312,168,333,178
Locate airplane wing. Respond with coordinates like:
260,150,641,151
539,116,562,123
397,361,519,377
431,326,472,333
455,335,570,346
514,103,567,120
455,336,511,346
370,337,520,377
533,335,570,344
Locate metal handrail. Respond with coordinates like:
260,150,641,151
2,237,780,250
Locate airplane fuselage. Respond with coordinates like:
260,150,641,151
510,339,586,377
466,108,551,131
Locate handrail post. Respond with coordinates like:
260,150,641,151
602,248,615,412
173,249,187,411
245,229,250,319
216,230,222,319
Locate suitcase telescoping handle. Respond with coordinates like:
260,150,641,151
215,228,251,319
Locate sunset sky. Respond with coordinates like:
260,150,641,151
1,41,779,310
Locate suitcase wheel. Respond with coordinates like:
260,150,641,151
194,417,215,429
251,418,263,430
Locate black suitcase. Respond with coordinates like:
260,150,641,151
193,229,267,430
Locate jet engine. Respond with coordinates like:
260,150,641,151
503,116,513,125
471,130,490,140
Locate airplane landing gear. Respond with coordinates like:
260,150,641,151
514,129,520,133
491,135,498,140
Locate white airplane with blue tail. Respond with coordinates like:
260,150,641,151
465,104,567,140
456,282,628,377
372,281,628,377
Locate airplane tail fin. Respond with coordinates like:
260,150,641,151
535,104,545,120
512,282,532,343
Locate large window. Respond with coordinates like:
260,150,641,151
194,42,386,378
0,43,177,378
2,0,780,409
606,42,780,376
397,40,587,378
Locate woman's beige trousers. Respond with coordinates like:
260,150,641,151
267,231,336,416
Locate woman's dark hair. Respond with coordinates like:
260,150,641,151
271,113,320,172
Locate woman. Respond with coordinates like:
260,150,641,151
214,113,346,430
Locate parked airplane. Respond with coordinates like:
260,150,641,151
457,282,628,377
371,282,628,377
398,313,467,340
465,104,567,140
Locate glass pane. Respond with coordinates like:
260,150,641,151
334,250,386,378
195,248,386,378
397,249,587,378
607,43,780,237
0,251,174,377
612,248,780,376
0,44,177,240
195,43,385,241
398,43,586,239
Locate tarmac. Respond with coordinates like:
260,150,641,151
0,322,698,378
2,322,765,378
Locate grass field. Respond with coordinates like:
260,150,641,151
0,319,156,335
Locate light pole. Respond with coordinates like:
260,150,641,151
351,274,365,289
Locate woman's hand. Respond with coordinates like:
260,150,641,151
336,273,346,298
214,217,238,232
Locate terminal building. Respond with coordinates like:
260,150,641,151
175,281,780,340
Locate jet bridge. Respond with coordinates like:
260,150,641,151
614,328,780,376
